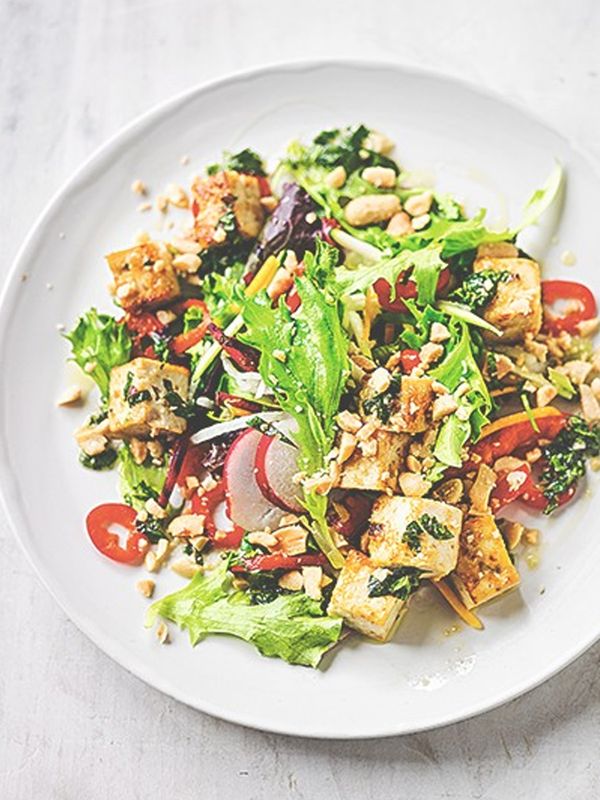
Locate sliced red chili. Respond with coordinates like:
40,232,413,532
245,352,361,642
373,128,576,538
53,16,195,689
470,414,568,468
520,479,577,512
231,552,328,573
400,349,421,373
171,317,211,355
191,480,244,549
86,503,148,565
542,280,597,335
257,176,272,197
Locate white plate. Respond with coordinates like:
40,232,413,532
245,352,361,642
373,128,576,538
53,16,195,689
2,61,599,739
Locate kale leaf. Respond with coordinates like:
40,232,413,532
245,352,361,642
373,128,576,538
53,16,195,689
450,269,510,311
207,147,266,176
402,514,454,552
540,416,600,513
367,566,423,600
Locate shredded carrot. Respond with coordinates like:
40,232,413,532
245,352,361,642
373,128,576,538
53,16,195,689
490,386,519,398
478,406,562,440
432,579,484,630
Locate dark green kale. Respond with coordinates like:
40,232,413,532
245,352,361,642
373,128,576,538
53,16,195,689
367,566,423,600
79,447,118,471
305,125,397,174
184,541,205,565
163,379,197,420
123,370,152,406
450,269,510,311
362,374,401,424
540,416,600,513
149,331,172,361
402,514,454,552
207,147,266,177
135,515,166,543
124,479,159,507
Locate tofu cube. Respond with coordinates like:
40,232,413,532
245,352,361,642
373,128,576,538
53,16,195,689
191,170,265,250
336,431,408,493
474,251,542,343
366,496,463,578
328,550,407,641
360,375,433,434
451,514,520,608
106,241,180,311
108,357,190,438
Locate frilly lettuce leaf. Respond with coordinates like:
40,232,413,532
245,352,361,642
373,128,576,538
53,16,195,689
146,561,342,668
65,308,131,399
118,445,166,511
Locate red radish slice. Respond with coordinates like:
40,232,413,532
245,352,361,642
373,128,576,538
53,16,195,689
255,433,303,513
223,428,286,531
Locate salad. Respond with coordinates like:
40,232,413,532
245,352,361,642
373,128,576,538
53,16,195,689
61,125,600,667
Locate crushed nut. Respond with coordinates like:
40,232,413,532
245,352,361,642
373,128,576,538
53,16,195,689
171,559,203,579
337,431,357,464
167,513,205,537
580,383,600,422
273,525,308,556
278,570,304,591
155,622,169,644
131,179,147,195
419,342,444,367
166,183,189,208
326,165,347,189
398,472,432,498
247,530,278,550
576,317,600,337
386,211,413,237
429,322,451,343
361,166,396,189
56,385,82,406
173,253,202,273
432,394,458,422
502,520,525,550
356,419,378,441
536,384,557,408
404,191,433,217
302,566,323,600
411,212,431,231
136,579,155,598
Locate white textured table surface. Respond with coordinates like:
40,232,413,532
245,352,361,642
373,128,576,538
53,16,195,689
2,1,600,797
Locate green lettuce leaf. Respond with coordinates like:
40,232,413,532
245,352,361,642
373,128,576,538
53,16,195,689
146,561,342,667
65,308,131,399
515,161,563,233
241,243,349,567
118,444,166,510
429,323,492,467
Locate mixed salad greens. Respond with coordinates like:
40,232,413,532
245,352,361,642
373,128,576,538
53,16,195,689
63,124,600,667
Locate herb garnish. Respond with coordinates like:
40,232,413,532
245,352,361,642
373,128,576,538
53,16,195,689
79,447,118,471
163,379,197,419
363,374,401,424
367,566,423,600
402,514,454,552
540,416,600,513
207,147,266,177
450,269,510,311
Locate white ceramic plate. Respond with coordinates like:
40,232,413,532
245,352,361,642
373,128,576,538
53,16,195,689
2,61,600,739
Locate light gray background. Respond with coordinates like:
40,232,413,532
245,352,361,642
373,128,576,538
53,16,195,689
1,1,599,798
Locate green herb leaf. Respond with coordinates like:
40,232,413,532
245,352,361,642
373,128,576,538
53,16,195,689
540,416,600,513
367,566,422,600
207,147,266,177
449,269,510,311
118,444,166,511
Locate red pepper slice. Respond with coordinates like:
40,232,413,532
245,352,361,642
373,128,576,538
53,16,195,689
400,349,421,373
520,478,576,512
169,298,208,316
123,311,165,337
374,267,451,313
490,464,532,512
257,176,272,197
171,316,211,355
470,414,567,468
215,392,262,413
191,480,244,549
86,503,149,565
542,280,597,335
231,552,328,573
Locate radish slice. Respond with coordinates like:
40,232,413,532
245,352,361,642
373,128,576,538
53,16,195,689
255,433,303,513
223,428,286,531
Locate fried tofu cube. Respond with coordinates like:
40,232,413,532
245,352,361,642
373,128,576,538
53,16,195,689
451,514,520,608
360,375,434,434
106,241,180,311
366,496,463,578
191,170,265,250
336,431,408,493
474,249,542,343
108,357,190,438
328,550,407,641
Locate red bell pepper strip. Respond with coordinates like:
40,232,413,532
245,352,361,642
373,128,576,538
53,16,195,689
490,464,532,512
542,280,597,335
191,480,244,549
519,479,577,512
123,311,165,337
207,323,260,371
470,414,568,468
215,392,262,413
400,349,421,373
86,503,149,565
171,317,211,355
257,176,272,197
231,552,329,573
374,267,451,313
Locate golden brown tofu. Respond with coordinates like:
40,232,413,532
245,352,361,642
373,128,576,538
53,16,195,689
106,241,180,311
360,375,434,434
108,357,190,439
366,496,463,578
328,550,407,641
336,431,408,493
474,251,542,344
191,170,264,249
451,514,520,608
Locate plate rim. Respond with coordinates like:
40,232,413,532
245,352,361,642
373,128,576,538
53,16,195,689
2,57,600,739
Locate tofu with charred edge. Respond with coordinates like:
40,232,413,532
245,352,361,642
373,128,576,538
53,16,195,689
359,375,434,434
191,170,265,250
366,496,463,579
451,513,520,608
328,550,408,641
474,242,542,344
108,357,190,439
336,431,409,493
106,241,180,311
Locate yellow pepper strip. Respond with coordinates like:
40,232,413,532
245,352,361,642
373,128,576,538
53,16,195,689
432,579,484,630
225,405,252,418
245,255,280,298
478,405,562,441
361,287,380,348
